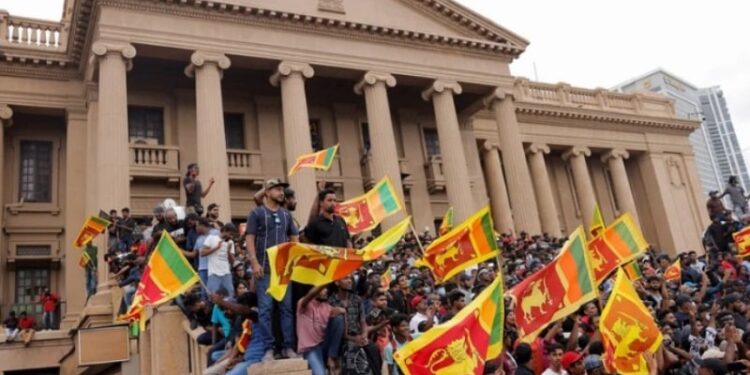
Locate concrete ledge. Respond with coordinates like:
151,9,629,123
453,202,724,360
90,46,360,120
248,358,310,374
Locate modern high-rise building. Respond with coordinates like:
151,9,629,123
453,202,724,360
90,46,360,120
615,69,750,195
699,86,750,190
614,69,723,194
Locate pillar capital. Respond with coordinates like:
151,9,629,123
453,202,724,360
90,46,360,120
483,87,515,108
481,140,501,154
526,143,550,155
562,146,591,161
92,41,136,70
185,51,231,78
421,80,462,101
270,61,314,87
601,148,630,163
354,71,396,95
0,104,12,127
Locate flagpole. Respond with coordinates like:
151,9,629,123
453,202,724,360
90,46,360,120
408,223,427,257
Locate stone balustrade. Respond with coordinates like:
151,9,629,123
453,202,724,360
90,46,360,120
514,78,677,117
424,155,446,193
129,144,181,177
227,148,263,179
1,13,66,50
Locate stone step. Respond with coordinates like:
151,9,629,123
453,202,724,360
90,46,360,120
247,358,310,374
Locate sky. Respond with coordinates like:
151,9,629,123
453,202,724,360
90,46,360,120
4,0,749,159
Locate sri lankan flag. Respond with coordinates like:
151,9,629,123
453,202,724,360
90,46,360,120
267,217,410,300
394,276,504,375
623,261,643,281
381,268,393,289
510,227,597,342
415,207,499,283
79,251,92,268
587,213,649,284
600,269,663,375
733,225,750,257
439,207,454,236
74,215,111,247
663,259,681,282
236,319,253,353
335,176,403,234
288,144,339,176
590,203,605,238
119,232,199,330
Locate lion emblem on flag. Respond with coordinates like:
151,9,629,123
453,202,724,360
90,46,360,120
521,279,550,323
426,328,483,375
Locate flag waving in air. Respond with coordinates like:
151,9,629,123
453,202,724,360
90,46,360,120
590,203,605,238
267,217,411,300
600,269,663,375
509,227,598,342
335,176,403,234
416,206,499,284
733,225,750,257
288,144,339,176
439,207,454,236
74,215,111,247
119,232,199,330
394,275,504,375
587,213,649,284
663,259,681,282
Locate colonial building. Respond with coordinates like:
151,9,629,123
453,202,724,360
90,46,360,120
0,0,707,373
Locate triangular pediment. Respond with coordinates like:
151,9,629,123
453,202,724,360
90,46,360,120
222,0,528,53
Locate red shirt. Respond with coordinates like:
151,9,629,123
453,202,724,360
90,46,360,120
19,316,35,329
41,293,58,312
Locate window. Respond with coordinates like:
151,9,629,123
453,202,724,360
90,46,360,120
423,128,441,156
128,106,164,144
16,245,52,257
19,141,53,203
310,119,323,151
224,113,246,149
15,266,50,322
361,122,371,153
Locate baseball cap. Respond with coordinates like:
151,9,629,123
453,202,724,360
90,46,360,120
265,178,289,190
410,295,425,309
583,355,602,371
561,351,584,370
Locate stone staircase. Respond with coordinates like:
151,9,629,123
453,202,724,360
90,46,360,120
248,358,311,375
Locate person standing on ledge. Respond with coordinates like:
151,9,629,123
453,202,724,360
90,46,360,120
184,163,215,216
720,175,750,220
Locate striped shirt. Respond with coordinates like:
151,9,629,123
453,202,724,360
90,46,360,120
245,206,298,271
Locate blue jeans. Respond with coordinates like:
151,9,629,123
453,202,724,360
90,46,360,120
43,311,55,330
207,274,234,298
256,273,294,352
199,269,208,299
303,343,327,375
324,315,344,360
85,267,97,296
226,334,265,375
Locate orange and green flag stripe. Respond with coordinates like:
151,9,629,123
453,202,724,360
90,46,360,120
556,227,597,305
288,144,339,176
366,176,403,219
623,261,643,281
590,204,605,238
439,207,454,236
74,215,111,247
601,213,648,262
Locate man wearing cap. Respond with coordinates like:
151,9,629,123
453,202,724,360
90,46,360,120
202,223,237,298
245,178,299,361
561,352,585,375
408,295,437,336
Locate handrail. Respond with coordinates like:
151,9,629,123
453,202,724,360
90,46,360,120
2,13,65,50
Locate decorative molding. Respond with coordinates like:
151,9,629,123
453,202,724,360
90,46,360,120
483,86,514,108
269,61,315,87
525,143,550,155
0,104,13,128
354,71,396,95
184,51,232,78
421,79,462,101
514,104,698,132
481,140,500,154
601,148,630,163
92,41,137,71
562,146,591,161
318,0,345,14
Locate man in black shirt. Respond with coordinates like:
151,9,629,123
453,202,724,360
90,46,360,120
184,163,215,215
305,189,351,248
117,207,136,252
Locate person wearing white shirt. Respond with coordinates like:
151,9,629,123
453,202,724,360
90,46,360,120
408,295,438,336
203,223,236,298
541,344,569,375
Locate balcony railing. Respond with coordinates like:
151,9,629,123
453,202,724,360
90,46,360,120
424,155,446,193
0,13,66,50
360,154,411,189
130,144,181,178
514,78,677,118
227,149,262,179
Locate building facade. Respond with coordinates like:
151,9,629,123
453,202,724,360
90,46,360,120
616,69,750,196
615,69,723,194
0,0,707,373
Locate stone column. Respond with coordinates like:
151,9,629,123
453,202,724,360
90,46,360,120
354,72,405,227
0,105,11,309
91,42,135,296
92,41,135,214
484,88,541,234
481,142,514,234
185,51,232,222
422,80,474,222
563,146,596,230
270,61,316,224
526,143,561,236
62,108,88,328
602,148,639,224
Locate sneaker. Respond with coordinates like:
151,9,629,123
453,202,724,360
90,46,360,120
262,350,275,362
282,348,299,359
